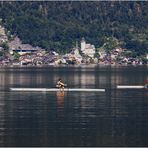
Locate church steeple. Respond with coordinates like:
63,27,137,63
81,37,86,51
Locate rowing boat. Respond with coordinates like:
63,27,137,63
117,80,148,89
10,88,105,92
117,85,144,89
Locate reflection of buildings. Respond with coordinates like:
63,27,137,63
80,68,95,88
0,92,5,144
0,68,30,87
81,72,95,87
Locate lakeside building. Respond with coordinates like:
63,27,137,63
99,49,106,60
0,25,8,43
9,49,38,55
8,37,45,55
80,38,96,58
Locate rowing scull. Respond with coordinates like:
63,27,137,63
10,88,105,92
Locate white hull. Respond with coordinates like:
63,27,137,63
10,88,105,92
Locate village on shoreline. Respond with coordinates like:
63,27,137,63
0,25,148,67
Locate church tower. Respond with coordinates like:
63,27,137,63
81,37,86,51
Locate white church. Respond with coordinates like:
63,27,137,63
80,38,96,58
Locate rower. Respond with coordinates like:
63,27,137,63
145,80,148,90
56,78,66,91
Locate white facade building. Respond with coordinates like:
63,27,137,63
0,25,8,43
80,38,95,58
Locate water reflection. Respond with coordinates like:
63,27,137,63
56,91,66,118
0,92,5,146
0,66,148,146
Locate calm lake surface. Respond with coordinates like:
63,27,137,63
0,65,148,147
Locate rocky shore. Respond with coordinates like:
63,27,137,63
0,47,146,67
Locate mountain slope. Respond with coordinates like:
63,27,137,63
0,1,148,54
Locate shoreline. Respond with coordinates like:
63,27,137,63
0,63,147,68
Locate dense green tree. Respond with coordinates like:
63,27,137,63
0,51,4,57
1,42,9,50
0,1,148,54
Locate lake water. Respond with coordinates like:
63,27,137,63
0,65,148,147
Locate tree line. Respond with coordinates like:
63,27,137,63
0,1,148,54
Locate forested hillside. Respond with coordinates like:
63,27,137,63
0,1,148,54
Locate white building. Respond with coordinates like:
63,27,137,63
81,38,86,51
0,25,8,43
80,38,95,58
99,52,106,59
